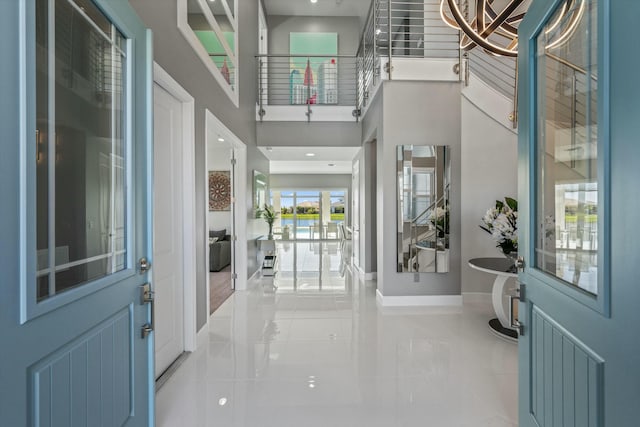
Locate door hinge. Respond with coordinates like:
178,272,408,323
231,158,237,166
232,273,238,280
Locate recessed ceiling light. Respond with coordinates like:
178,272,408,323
305,153,316,157
310,0,318,3
218,137,225,142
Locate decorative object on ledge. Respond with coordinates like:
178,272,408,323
258,204,279,240
439,0,584,57
480,197,518,262
208,170,231,211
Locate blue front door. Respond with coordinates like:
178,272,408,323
0,0,154,425
518,0,640,425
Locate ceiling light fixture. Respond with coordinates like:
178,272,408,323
305,153,316,157
439,0,584,57
218,137,225,142
310,0,318,3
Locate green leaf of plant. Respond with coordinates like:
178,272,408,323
505,197,518,211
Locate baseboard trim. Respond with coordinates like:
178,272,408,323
356,266,377,281
376,289,463,307
196,322,209,350
462,292,492,304
247,268,261,287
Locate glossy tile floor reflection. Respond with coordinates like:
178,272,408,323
157,242,518,427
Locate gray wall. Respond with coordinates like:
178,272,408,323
360,88,383,276
257,121,361,147
377,81,462,296
267,15,361,55
130,0,268,330
460,97,518,293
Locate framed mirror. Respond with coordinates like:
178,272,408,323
253,170,268,216
397,145,451,273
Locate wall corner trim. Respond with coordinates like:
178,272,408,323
376,289,463,307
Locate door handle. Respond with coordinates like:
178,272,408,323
140,283,155,339
508,283,525,336
138,257,152,274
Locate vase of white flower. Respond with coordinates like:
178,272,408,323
480,197,518,259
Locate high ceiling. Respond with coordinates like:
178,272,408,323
259,146,360,174
262,0,372,19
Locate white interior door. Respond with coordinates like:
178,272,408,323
153,83,185,378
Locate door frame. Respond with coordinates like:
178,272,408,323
153,63,197,352
205,109,248,307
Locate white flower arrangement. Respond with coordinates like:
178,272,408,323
480,197,518,255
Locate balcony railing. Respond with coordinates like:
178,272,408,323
256,54,358,122
356,0,462,113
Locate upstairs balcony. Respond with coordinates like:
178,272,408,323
256,0,465,123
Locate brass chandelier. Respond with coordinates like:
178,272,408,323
440,0,585,57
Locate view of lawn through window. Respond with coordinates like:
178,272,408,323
271,190,346,240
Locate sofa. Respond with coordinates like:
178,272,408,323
209,229,232,272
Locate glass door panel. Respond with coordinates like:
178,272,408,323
279,191,295,240
536,0,599,295
295,191,320,240
36,0,128,302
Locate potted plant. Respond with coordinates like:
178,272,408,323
258,204,279,240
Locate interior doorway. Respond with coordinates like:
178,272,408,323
205,110,248,318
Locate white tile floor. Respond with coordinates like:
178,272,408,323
156,242,518,427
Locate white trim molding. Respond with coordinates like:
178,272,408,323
381,57,460,82
256,105,356,122
376,289,463,307
153,62,198,352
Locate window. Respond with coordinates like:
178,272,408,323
178,0,238,106
35,0,129,302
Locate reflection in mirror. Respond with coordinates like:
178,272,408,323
186,0,236,89
536,0,598,295
253,170,268,216
397,146,450,273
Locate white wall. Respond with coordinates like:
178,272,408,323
207,143,233,234
460,96,518,293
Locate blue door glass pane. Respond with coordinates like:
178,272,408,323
535,0,599,295
36,0,128,301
